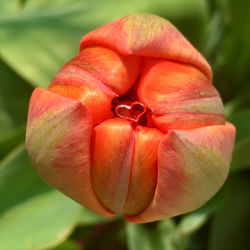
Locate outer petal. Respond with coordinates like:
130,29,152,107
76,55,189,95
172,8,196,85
26,88,114,217
126,123,235,223
80,13,212,80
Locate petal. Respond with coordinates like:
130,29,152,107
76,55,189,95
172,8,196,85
91,118,134,213
48,64,116,125
80,13,211,80
138,59,224,132
26,88,114,217
152,113,225,132
72,45,141,95
126,123,235,223
123,126,164,215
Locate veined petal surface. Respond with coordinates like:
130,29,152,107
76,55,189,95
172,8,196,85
80,13,212,80
71,45,141,95
138,59,224,132
123,126,164,215
91,118,134,214
26,88,114,217
126,123,235,223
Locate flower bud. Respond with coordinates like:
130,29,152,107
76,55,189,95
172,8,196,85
26,13,235,223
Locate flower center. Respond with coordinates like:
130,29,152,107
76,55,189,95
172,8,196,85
112,95,147,124
115,101,147,123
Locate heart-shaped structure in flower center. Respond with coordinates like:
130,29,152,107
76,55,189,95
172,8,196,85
115,101,147,123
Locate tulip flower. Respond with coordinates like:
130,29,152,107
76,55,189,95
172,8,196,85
26,13,235,223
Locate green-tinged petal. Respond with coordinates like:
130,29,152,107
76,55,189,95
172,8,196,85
138,58,224,132
126,123,235,223
80,13,211,80
26,88,114,217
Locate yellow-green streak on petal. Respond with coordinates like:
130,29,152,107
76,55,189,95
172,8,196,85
26,109,71,171
122,13,169,51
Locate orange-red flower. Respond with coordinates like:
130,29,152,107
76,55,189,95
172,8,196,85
26,13,235,223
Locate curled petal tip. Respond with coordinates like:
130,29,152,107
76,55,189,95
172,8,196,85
80,13,212,80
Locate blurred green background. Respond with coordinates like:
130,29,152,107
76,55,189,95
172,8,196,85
0,0,249,249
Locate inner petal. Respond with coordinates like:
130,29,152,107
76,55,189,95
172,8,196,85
48,65,116,126
91,118,134,213
123,126,164,215
138,58,225,131
71,45,142,95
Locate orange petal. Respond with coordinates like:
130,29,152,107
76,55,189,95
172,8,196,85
126,123,235,223
71,46,141,95
80,13,211,80
152,113,225,132
26,88,114,217
91,118,134,213
138,59,224,132
48,64,116,125
123,126,164,215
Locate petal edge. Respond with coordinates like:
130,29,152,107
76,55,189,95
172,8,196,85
126,123,235,223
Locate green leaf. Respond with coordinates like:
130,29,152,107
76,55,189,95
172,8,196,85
0,125,25,160
0,145,83,250
77,207,118,226
0,60,33,140
228,109,250,143
158,219,185,250
53,239,81,250
206,0,250,102
0,0,20,14
227,109,250,172
126,222,163,250
208,174,250,250
230,137,250,172
126,219,185,250
0,0,208,88
178,183,228,234
179,213,208,235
